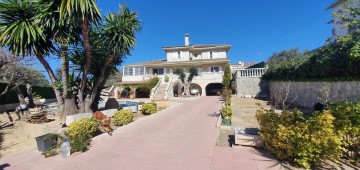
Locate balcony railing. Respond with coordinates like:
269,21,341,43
122,72,224,82
237,68,266,78
193,72,223,80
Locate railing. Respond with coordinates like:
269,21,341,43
150,77,162,100
164,75,174,99
237,68,266,78
193,72,224,80
123,72,224,82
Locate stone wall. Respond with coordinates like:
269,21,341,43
269,81,360,108
236,77,268,98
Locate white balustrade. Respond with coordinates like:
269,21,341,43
237,68,266,78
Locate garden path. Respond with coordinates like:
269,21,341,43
0,96,281,170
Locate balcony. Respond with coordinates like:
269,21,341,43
122,72,224,83
193,72,223,80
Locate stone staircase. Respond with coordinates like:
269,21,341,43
153,83,168,100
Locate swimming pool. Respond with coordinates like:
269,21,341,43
98,100,143,111
118,101,144,112
118,101,142,108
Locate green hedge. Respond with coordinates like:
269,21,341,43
262,31,360,81
0,83,56,105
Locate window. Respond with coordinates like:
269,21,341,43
153,68,164,75
178,52,181,59
134,67,140,75
140,67,145,75
159,68,164,75
134,67,145,75
124,67,133,76
210,66,220,73
210,52,213,59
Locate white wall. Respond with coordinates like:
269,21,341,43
167,49,227,61
122,75,145,82
166,50,190,62
200,50,227,59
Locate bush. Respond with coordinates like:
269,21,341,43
262,32,360,81
113,110,134,126
220,89,232,106
164,75,169,83
221,105,232,119
67,118,99,153
141,102,157,115
256,109,342,169
0,83,56,105
329,101,360,164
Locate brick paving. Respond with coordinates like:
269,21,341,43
0,96,281,170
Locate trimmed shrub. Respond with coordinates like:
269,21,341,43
256,109,342,169
329,101,360,164
0,83,56,105
164,75,169,83
67,118,99,153
141,102,157,115
113,110,134,126
221,105,232,120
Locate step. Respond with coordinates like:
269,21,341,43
234,127,263,147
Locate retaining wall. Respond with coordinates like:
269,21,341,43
236,77,268,98
269,81,360,108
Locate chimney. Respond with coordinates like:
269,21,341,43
185,34,189,46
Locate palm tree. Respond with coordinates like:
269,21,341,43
58,0,101,112
66,5,141,113
0,0,64,109
0,1,141,121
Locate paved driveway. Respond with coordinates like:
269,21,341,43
0,96,281,170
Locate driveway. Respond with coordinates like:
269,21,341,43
0,96,281,170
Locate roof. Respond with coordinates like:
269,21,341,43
125,58,229,67
326,0,343,9
162,44,232,52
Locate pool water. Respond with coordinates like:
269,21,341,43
98,100,143,110
118,101,142,108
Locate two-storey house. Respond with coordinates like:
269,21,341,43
117,34,231,99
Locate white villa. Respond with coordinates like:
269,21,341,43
327,0,359,37
115,34,231,99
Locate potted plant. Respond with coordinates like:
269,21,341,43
35,133,58,152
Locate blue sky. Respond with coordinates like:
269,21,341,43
47,0,335,70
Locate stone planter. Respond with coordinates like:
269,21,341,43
35,133,58,152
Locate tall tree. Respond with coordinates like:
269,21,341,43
174,66,198,96
0,0,141,122
222,64,231,89
267,48,306,66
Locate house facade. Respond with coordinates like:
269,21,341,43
119,34,231,98
327,0,359,37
